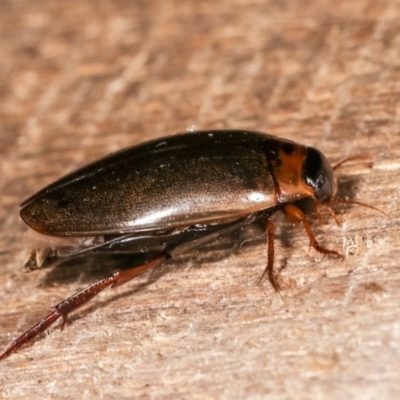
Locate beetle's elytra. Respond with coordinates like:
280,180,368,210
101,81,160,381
0,130,370,360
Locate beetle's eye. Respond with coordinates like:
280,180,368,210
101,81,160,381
316,173,326,189
314,173,331,201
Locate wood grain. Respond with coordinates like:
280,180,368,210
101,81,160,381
1,0,400,398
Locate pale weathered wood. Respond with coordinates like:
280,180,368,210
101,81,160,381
1,0,400,398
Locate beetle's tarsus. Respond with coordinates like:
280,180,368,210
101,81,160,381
301,217,344,259
0,309,62,361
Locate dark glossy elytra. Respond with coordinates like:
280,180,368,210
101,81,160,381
1,129,372,361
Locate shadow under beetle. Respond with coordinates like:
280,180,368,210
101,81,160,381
0,130,376,360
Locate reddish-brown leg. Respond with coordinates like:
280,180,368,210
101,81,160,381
0,254,166,361
283,204,344,259
315,202,325,223
260,218,280,292
325,202,341,226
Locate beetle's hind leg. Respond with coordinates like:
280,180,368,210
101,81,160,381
0,254,166,361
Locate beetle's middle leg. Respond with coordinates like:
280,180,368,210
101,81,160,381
260,217,281,292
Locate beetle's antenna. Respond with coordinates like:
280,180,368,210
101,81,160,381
331,155,385,216
330,196,385,215
318,195,385,229
333,155,370,171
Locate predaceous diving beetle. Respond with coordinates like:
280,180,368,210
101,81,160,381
0,129,373,360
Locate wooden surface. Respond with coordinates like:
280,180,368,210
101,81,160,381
1,0,400,398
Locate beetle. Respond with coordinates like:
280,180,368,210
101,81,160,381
0,129,374,360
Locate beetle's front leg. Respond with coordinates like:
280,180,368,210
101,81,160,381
283,204,343,259
0,254,167,361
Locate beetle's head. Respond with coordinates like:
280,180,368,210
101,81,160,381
303,147,337,202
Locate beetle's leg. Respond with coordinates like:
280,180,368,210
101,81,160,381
325,201,341,227
315,202,324,223
260,217,280,292
283,204,343,259
316,200,341,226
0,254,166,361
